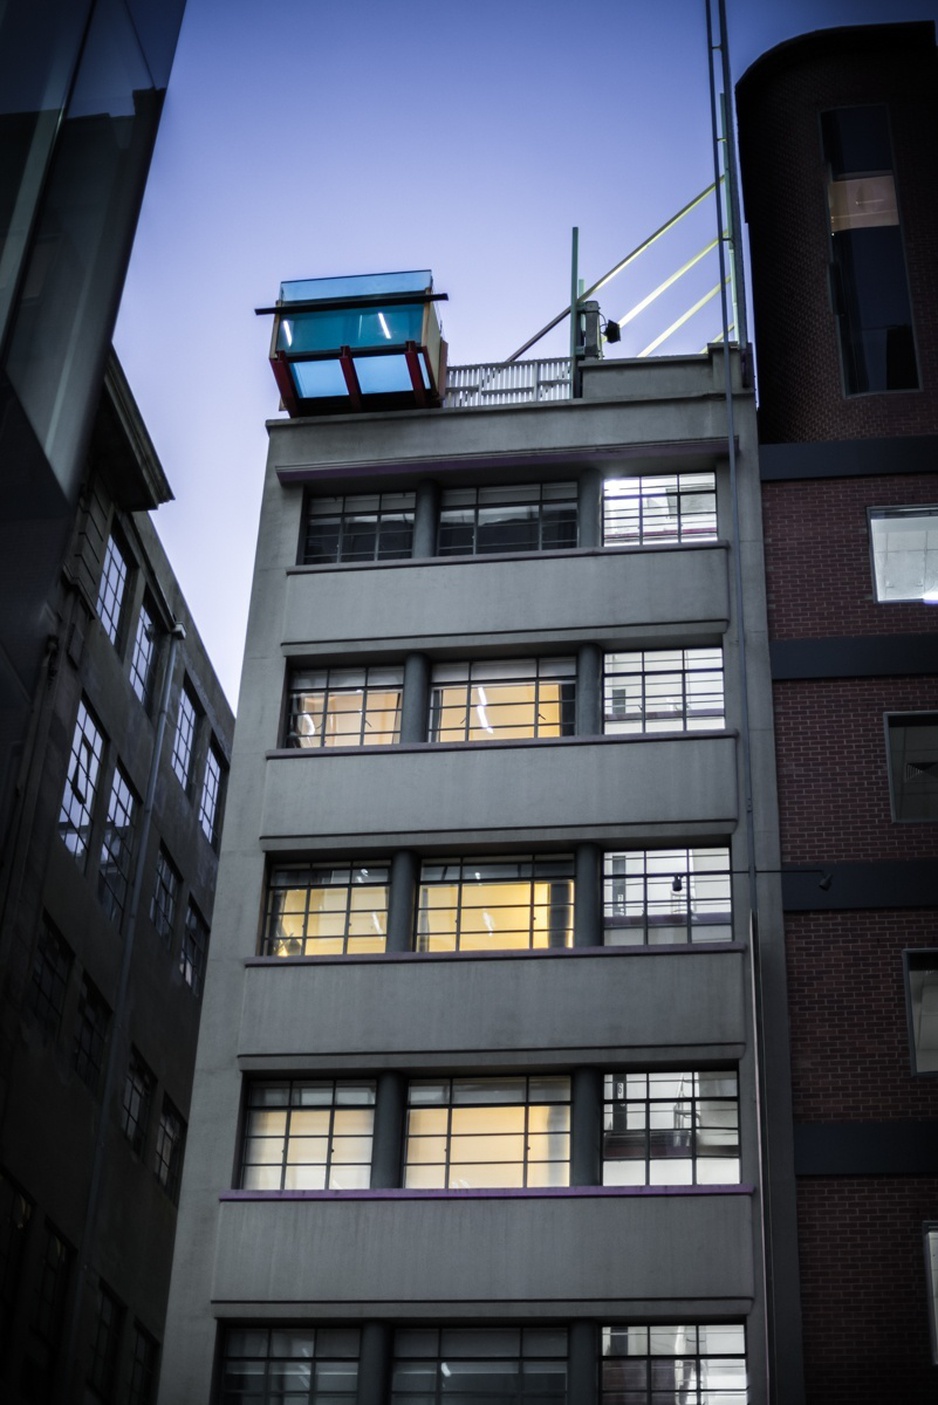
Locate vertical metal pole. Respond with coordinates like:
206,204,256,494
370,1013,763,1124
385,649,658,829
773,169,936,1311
717,0,749,351
570,226,580,397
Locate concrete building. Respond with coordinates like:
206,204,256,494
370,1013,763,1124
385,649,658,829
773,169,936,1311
736,22,938,1404
158,270,800,1401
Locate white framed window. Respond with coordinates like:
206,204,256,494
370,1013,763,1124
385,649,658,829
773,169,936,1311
870,506,938,602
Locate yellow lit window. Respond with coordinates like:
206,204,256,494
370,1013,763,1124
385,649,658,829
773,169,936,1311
416,857,574,953
264,864,389,957
429,659,575,743
287,666,402,747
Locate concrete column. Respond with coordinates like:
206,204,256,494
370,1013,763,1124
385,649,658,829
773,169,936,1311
568,1319,599,1405
357,1321,392,1405
577,466,602,550
371,1071,406,1189
574,843,602,948
386,850,417,953
400,652,430,744
412,479,441,558
571,1067,603,1187
576,643,602,736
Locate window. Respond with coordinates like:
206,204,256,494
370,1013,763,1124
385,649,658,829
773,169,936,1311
263,863,389,957
416,857,574,953
603,847,732,946
150,846,180,947
72,977,109,1096
303,490,415,564
286,666,403,748
128,1324,159,1405
59,698,104,861
404,1076,570,1189
154,1098,185,1202
438,482,577,556
603,1070,740,1186
121,1050,154,1155
926,1225,938,1365
198,742,225,845
88,1282,123,1401
240,1079,375,1191
429,659,576,742
95,535,129,646
870,506,938,603
392,1326,567,1401
29,1222,72,1398
604,648,724,734
0,1172,31,1349
601,1324,747,1404
28,918,71,1040
603,473,717,546
129,601,158,706
98,764,137,924
822,105,918,393
886,714,938,821
905,951,938,1074
170,683,199,791
221,1326,360,1404
180,901,208,996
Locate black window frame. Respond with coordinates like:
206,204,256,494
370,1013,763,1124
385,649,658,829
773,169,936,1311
262,862,390,958
602,472,718,547
95,533,130,648
602,1068,740,1187
240,1078,376,1192
72,976,110,1097
302,490,416,565
28,917,72,1041
437,481,578,558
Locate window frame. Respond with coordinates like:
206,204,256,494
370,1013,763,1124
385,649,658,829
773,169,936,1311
286,665,403,749
88,1281,123,1400
302,489,416,565
221,1326,360,1403
904,950,938,1076
925,1223,938,1365
437,481,578,558
263,863,390,958
180,900,209,997
392,1325,568,1402
95,533,130,648
602,472,718,547
154,1097,185,1202
128,1322,159,1405
28,918,72,1041
429,658,576,744
59,697,105,864
601,1323,747,1404
603,846,733,947
602,1068,740,1187
603,647,725,735
868,505,938,604
121,1048,155,1156
240,1078,376,1191
416,856,575,954
72,976,110,1097
98,762,137,925
129,599,159,707
198,740,225,846
170,682,199,793
150,845,180,948
885,712,938,823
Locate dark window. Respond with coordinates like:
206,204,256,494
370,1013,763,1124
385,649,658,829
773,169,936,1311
905,951,938,1074
180,902,208,997
198,742,225,846
392,1326,567,1401
241,1080,375,1191
429,659,576,742
72,977,109,1096
303,491,415,564
128,1323,159,1405
886,713,938,821
263,863,389,957
286,667,402,748
170,684,199,792
416,857,574,953
129,602,158,707
601,1324,746,1403
822,105,918,394
150,847,180,947
604,649,724,733
28,918,72,1040
28,1221,72,1400
438,483,577,557
603,847,732,946
154,1099,185,1202
221,1326,360,1403
95,535,129,647
98,765,137,925
59,698,105,862
87,1282,123,1401
0,1172,31,1351
121,1050,155,1155
603,1069,740,1186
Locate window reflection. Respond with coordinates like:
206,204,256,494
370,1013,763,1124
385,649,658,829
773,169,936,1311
603,1070,740,1186
417,857,574,953
430,659,576,742
287,667,402,748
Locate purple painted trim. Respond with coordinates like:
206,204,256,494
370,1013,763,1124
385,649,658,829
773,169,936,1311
244,943,744,969
220,1184,755,1203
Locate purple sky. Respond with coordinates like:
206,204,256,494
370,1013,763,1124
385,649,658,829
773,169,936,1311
114,0,938,707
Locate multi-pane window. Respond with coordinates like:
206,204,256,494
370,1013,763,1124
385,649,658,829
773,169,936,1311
31,1222,71,1396
603,1070,740,1186
28,918,71,1040
926,1224,938,1365
95,535,129,646
603,847,732,946
263,864,389,957
0,1172,31,1349
303,491,415,564
603,473,717,546
59,698,104,860
604,648,724,733
438,482,577,556
128,1324,159,1405
150,846,180,947
129,601,158,706
392,1327,567,1402
429,659,576,743
221,1326,360,1404
404,1076,571,1189
170,683,199,791
72,977,109,1096
154,1098,185,1202
240,1080,376,1191
601,1324,747,1405
904,951,938,1074
98,764,137,924
198,742,225,845
870,507,938,603
180,901,208,996
286,666,403,748
417,857,574,953
886,713,938,822
88,1282,123,1400
121,1049,154,1155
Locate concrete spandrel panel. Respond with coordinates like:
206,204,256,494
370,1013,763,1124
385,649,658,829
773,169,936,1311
212,1192,754,1308
282,546,729,652
239,948,747,1059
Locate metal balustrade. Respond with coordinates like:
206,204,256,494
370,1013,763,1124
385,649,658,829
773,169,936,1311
444,358,571,408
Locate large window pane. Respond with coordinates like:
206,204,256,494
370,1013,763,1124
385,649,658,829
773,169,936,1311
241,1081,375,1192
603,847,732,946
438,483,577,557
603,474,717,546
430,659,576,743
869,507,938,603
603,1070,740,1187
287,667,402,748
263,864,389,957
417,858,574,953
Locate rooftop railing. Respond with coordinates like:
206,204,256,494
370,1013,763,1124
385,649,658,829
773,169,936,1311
443,358,571,409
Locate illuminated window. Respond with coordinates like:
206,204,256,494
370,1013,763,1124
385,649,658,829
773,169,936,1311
404,1076,570,1189
286,666,402,748
180,901,208,996
603,473,717,546
603,1070,740,1186
870,506,938,603
263,864,388,957
128,1324,159,1405
98,764,137,925
240,1080,375,1191
72,977,109,1096
886,713,938,821
59,698,105,861
905,951,938,1074
393,1327,567,1401
88,1282,123,1400
416,857,574,953
95,535,129,646
28,918,71,1040
438,482,577,556
603,847,732,946
303,491,415,564
129,601,158,706
171,683,199,791
601,1324,747,1404
221,1328,360,1403
121,1050,154,1155
430,658,575,742
154,1098,184,1202
150,846,180,947
604,648,724,733
198,742,225,845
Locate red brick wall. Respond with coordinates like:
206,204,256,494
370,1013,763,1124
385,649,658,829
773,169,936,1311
796,1177,938,1405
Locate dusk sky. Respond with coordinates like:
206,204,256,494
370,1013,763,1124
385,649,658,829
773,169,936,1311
113,0,938,707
